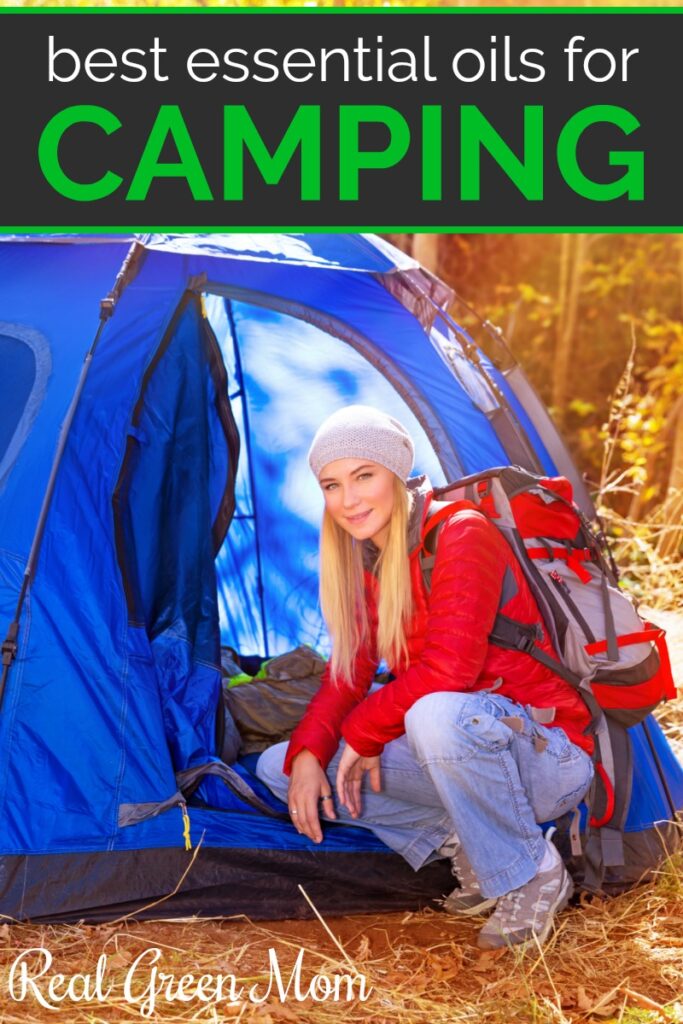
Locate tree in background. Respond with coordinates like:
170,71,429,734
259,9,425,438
386,233,683,576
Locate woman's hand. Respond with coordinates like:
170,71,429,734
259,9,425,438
336,743,382,818
288,749,337,843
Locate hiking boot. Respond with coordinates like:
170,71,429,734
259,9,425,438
439,838,497,917
476,841,574,950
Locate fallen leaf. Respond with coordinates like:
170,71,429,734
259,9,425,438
109,951,133,968
575,986,617,1017
405,975,428,994
471,950,507,972
269,1005,300,1022
591,1004,617,1018
577,986,592,1011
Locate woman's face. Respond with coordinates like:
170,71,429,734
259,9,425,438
319,458,396,549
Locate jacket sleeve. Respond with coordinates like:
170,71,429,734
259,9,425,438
340,509,506,757
282,579,379,775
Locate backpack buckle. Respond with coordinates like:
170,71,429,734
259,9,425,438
516,633,536,654
1,639,17,667
515,623,543,654
1,622,19,667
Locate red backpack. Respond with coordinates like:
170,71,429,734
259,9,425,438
420,466,677,893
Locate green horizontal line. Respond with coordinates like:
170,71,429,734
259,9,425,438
2,6,682,13
4,225,683,234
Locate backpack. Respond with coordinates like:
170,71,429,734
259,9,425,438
419,465,678,894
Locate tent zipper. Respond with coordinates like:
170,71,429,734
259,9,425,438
179,800,192,851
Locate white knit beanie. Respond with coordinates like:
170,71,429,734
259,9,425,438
308,405,415,482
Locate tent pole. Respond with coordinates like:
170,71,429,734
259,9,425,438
431,305,542,472
0,241,147,711
224,298,270,659
394,271,543,472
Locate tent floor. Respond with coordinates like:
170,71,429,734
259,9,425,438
0,846,455,923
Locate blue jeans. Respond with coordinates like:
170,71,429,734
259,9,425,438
256,690,594,899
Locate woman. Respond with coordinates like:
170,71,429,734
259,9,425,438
257,405,594,950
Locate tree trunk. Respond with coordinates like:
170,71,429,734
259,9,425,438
412,234,440,274
388,233,411,258
629,393,683,522
556,233,571,347
552,234,587,427
657,400,683,559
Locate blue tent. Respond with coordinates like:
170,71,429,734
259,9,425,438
0,233,680,922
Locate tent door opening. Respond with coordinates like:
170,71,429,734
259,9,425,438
111,291,239,776
204,290,450,664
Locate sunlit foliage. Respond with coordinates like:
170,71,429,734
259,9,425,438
392,232,683,583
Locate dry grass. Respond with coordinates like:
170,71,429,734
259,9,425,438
0,861,681,1023
597,504,683,616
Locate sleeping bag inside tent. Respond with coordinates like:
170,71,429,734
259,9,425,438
0,234,680,923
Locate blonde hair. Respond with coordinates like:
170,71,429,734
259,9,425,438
320,477,414,684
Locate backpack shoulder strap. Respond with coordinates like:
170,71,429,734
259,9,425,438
421,499,587,691
419,499,480,592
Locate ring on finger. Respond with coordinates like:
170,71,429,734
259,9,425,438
291,809,298,816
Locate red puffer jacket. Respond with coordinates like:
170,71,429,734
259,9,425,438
283,492,593,775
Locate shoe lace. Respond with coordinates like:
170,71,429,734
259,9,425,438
493,874,558,927
452,849,481,894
